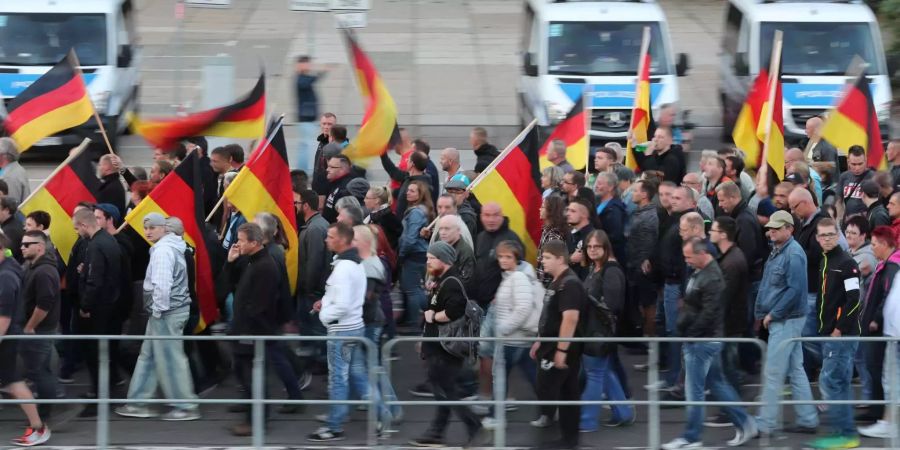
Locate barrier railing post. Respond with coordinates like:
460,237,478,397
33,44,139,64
889,340,899,450
366,338,378,447
97,338,110,450
493,342,507,448
251,339,265,449
648,340,660,450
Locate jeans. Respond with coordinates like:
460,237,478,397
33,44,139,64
267,341,303,400
854,342,873,401
233,342,268,424
294,121,318,171
881,341,900,403
365,324,401,420
682,342,752,443
740,281,762,374
580,354,633,431
663,283,682,386
758,317,818,432
20,337,58,418
721,341,744,392
126,308,198,410
297,294,327,364
399,257,427,325
819,340,858,436
492,344,537,389
802,293,822,369
536,354,582,448
326,327,373,432
426,352,482,438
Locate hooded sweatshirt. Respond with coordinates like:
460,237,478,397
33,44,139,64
143,233,191,316
21,252,60,334
320,248,366,332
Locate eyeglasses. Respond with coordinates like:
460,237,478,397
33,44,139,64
20,242,40,248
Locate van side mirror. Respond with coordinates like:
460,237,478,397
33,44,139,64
117,45,133,68
523,52,538,77
676,53,689,77
734,52,749,76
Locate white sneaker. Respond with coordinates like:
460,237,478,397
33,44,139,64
727,418,758,447
114,405,157,419
160,408,200,421
481,416,499,430
661,437,703,449
645,380,675,391
530,415,552,428
859,420,896,438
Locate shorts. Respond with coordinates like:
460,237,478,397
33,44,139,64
629,267,658,308
478,307,496,357
0,340,21,387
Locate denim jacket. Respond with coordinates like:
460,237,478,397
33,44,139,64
755,237,808,321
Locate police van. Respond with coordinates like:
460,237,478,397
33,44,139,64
719,0,891,143
0,0,141,151
518,0,689,143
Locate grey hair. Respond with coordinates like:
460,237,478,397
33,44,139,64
339,204,364,225
254,212,279,241
335,195,361,212
542,165,565,186
0,138,19,162
237,222,264,244
223,171,239,186
598,171,618,189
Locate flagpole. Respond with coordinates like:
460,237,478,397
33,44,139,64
69,51,116,155
204,116,286,223
20,138,91,206
759,30,783,191
583,86,591,176
467,119,538,192
625,26,651,168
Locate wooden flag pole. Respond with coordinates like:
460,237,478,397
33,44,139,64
69,51,116,155
758,30,783,191
20,138,92,207
583,85,591,176
467,118,538,192
626,26,652,153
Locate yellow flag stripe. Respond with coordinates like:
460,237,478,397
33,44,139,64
471,171,539,262
20,188,76,265
12,97,93,152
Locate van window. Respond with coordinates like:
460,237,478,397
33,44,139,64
0,13,107,66
761,22,883,75
547,21,668,76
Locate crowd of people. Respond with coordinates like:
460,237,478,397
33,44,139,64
0,102,899,450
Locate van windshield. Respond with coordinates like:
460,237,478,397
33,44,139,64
760,22,883,76
0,13,107,66
547,22,669,76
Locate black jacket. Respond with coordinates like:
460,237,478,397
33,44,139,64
861,252,900,335
322,175,353,223
423,266,468,358
96,173,127,217
597,197,627,264
199,155,218,218
472,218,522,307
817,246,862,336
21,253,60,334
113,233,134,322
727,200,768,280
474,143,500,173
657,210,687,283
78,229,122,313
717,245,748,337
634,145,686,184
1,216,23,262
868,201,891,229
795,210,827,293
367,206,401,250
227,249,280,335
567,223,595,280
457,200,478,237
311,134,330,195
677,260,724,338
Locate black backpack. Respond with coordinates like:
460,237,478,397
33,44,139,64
582,290,617,357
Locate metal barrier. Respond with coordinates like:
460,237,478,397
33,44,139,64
381,335,767,450
0,334,379,450
771,336,900,449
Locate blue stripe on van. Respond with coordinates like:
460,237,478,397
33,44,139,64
560,83,663,108
781,83,875,107
0,73,97,97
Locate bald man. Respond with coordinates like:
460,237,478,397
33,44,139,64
804,117,839,171
439,147,462,187
785,148,824,205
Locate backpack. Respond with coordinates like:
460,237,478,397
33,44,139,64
437,276,484,362
582,292,617,357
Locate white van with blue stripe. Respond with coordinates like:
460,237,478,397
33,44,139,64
719,0,891,143
518,0,688,142
0,0,140,150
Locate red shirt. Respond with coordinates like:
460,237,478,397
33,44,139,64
390,150,413,191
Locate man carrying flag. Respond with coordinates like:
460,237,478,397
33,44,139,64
821,73,886,170
539,97,587,172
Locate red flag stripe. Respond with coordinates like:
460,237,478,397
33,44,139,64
494,147,544,244
4,76,90,135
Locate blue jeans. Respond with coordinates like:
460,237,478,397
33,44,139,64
580,354,633,431
854,342,873,401
802,293,822,368
326,327,376,432
663,283,682,386
365,324,401,420
819,340,858,436
682,342,751,443
126,308,198,410
295,121,318,171
399,256,427,325
758,317,818,433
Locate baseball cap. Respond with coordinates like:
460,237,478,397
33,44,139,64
143,212,166,228
445,173,471,191
765,210,794,229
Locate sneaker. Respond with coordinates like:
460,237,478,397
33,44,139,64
859,420,895,438
160,408,201,421
307,427,345,442
704,412,732,428
661,437,703,449
409,382,434,398
466,396,490,415
11,426,50,447
807,435,860,449
298,371,312,391
727,419,758,447
645,380,675,391
504,397,518,412
530,414,552,428
57,376,74,385
115,405,158,419
409,435,445,447
481,416,499,429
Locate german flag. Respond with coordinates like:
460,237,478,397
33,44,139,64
471,123,543,262
223,118,298,293
539,96,588,171
341,30,400,162
757,61,785,188
821,75,885,169
124,152,218,331
625,53,653,171
20,142,99,264
3,50,93,152
733,69,769,170
130,74,265,150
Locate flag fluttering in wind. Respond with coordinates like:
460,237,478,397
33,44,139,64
539,96,588,171
757,31,785,192
625,29,654,171
223,118,299,293
821,75,885,169
341,30,400,162
3,50,93,152
733,69,769,170
125,152,218,331
130,74,265,150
